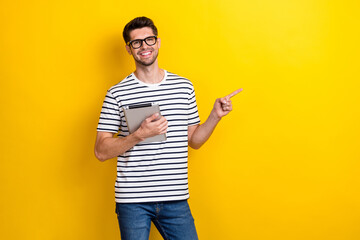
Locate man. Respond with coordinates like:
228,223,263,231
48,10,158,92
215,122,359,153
95,16,242,240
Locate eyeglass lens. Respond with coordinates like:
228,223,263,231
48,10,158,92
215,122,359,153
130,36,157,49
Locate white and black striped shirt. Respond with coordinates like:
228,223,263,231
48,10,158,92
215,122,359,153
97,71,200,203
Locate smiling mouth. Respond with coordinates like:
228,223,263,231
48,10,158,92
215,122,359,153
139,51,152,56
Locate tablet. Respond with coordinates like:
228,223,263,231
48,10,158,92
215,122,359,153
123,103,167,143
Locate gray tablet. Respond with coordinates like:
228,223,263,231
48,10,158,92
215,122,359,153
123,103,167,143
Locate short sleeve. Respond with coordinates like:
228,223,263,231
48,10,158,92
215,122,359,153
97,90,121,133
188,85,200,126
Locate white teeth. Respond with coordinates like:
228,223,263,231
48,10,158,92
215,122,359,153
141,52,151,56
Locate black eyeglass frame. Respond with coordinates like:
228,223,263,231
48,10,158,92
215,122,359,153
127,36,158,49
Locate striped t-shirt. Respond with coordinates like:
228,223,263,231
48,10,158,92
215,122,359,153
97,70,200,203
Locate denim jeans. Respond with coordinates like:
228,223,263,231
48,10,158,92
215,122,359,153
115,200,199,240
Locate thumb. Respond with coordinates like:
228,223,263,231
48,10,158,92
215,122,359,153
147,113,160,121
219,97,227,104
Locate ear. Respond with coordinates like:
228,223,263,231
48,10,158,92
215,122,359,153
125,45,132,55
157,38,161,48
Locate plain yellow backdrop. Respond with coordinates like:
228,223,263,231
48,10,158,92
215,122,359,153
1,0,359,239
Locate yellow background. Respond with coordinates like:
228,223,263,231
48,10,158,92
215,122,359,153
1,0,359,239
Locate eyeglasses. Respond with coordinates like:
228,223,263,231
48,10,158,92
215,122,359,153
127,36,158,49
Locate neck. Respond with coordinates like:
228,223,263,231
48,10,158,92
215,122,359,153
134,61,164,84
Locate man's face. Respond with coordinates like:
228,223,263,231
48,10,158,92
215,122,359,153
126,27,160,67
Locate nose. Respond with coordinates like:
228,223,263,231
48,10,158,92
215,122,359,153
139,41,147,49
140,39,152,50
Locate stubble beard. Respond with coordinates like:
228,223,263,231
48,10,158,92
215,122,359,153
134,49,159,67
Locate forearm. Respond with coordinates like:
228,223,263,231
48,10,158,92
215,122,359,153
189,110,221,149
95,114,168,161
95,133,143,161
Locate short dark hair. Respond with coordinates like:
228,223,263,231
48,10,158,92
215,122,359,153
123,17,158,44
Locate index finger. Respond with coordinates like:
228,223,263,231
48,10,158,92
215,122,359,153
226,88,243,99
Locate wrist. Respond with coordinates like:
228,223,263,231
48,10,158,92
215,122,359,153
210,109,222,122
132,129,146,142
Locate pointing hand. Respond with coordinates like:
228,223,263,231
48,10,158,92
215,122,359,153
212,88,243,119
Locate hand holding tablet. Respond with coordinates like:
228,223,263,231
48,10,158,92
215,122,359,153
123,103,167,143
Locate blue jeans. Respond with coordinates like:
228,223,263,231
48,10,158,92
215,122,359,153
115,200,198,240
